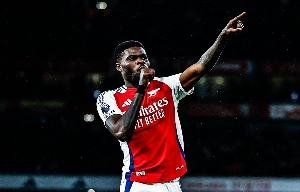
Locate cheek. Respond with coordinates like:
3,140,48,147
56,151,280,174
123,62,130,66
120,59,131,66
122,64,137,73
129,63,139,72
145,61,151,66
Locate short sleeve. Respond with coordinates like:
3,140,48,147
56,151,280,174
173,73,194,100
96,91,122,124
155,73,194,101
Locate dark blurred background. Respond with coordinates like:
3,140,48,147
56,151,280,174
1,0,300,178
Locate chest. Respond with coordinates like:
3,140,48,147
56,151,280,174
115,81,173,113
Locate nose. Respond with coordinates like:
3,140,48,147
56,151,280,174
136,57,145,64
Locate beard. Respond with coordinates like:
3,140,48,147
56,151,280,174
122,67,140,84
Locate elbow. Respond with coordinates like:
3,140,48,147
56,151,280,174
196,62,213,75
105,116,134,142
114,130,133,142
192,62,207,75
115,133,127,142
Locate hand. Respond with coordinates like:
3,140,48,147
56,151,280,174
139,68,155,86
223,12,246,34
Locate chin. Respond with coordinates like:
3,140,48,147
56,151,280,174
131,78,140,84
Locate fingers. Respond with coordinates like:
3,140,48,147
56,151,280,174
237,20,244,29
229,12,246,26
143,68,155,80
228,28,243,33
139,69,144,79
139,70,146,86
234,12,246,21
139,68,155,86
225,12,246,33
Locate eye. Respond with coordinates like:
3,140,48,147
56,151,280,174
128,55,137,61
141,55,148,60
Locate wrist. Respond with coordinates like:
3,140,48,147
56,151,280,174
220,28,230,36
136,85,147,95
218,29,230,42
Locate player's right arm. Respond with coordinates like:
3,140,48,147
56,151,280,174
104,68,154,142
105,93,144,142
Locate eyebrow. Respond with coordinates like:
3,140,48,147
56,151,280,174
126,54,147,59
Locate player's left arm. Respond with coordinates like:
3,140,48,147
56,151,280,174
180,12,246,91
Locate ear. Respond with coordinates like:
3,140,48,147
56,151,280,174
115,63,122,72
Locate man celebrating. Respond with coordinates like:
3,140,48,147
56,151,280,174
97,12,246,192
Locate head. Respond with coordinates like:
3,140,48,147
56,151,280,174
113,40,150,85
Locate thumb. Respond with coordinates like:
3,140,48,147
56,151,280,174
139,70,144,85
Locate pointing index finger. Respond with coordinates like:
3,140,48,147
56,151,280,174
234,12,246,21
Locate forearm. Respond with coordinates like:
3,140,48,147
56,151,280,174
180,12,245,91
179,30,230,91
197,30,229,73
107,91,145,142
119,93,144,140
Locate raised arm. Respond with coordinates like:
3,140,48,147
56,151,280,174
180,12,246,91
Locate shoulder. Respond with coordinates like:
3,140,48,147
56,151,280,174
153,73,181,87
154,73,181,81
154,73,193,100
96,86,125,122
97,85,127,104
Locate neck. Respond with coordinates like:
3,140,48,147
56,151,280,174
124,81,138,88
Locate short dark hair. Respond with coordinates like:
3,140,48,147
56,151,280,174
113,40,144,63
